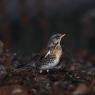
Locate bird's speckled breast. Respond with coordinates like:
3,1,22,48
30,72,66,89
40,48,62,70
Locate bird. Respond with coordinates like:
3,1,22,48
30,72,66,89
12,33,66,74
33,33,66,73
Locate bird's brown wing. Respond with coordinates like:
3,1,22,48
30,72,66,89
37,48,49,60
21,48,49,68
13,48,49,71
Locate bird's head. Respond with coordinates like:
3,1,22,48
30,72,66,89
47,33,66,49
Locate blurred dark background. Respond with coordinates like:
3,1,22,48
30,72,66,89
0,0,95,53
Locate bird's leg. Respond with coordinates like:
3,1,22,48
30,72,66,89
46,70,51,80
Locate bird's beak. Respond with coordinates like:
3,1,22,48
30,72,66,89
60,33,66,39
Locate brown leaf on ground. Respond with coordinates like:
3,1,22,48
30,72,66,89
0,84,28,95
72,83,89,95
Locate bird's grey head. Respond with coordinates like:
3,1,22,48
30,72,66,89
47,33,66,49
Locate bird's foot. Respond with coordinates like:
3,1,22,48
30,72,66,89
39,69,49,74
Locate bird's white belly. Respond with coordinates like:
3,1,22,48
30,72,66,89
40,56,60,70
